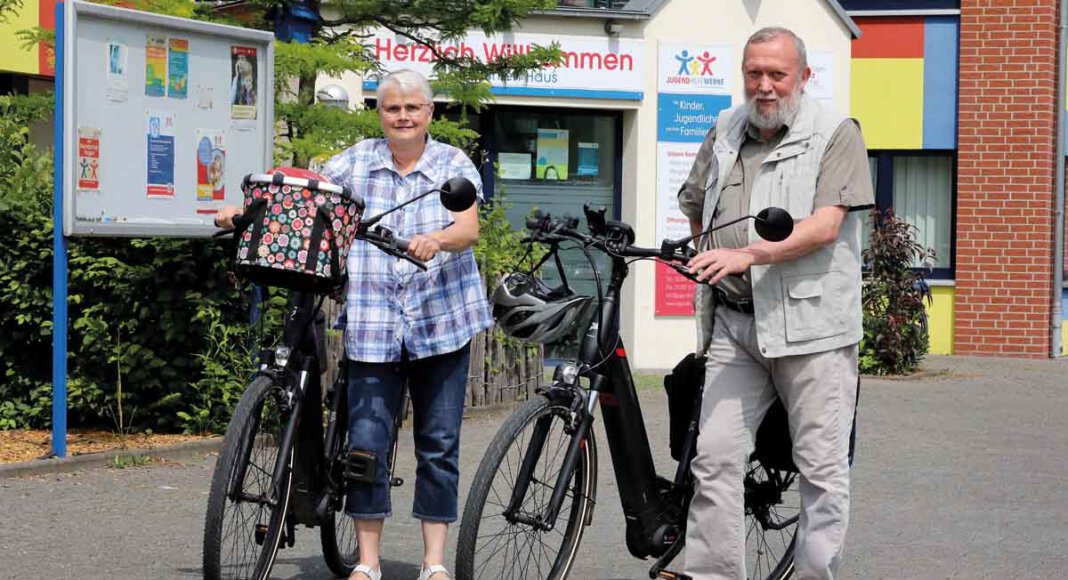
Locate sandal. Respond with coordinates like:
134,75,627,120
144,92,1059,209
417,564,451,580
350,564,382,580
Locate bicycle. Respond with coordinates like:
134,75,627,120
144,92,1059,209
201,169,477,580
455,203,801,580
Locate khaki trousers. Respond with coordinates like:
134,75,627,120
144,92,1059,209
684,307,858,580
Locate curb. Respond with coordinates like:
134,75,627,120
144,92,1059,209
0,402,519,480
0,438,223,479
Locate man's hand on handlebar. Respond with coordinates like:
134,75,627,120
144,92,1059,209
406,234,442,262
688,248,755,285
214,205,242,229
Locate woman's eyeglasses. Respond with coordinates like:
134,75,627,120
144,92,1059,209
381,103,430,116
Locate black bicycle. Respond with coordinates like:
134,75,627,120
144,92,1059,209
201,171,477,580
455,203,801,580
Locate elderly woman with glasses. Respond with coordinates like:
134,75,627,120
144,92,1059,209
216,68,490,580
325,69,491,580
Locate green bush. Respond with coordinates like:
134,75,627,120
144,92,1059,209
0,92,277,434
859,208,934,375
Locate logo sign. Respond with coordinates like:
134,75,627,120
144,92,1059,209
658,43,733,95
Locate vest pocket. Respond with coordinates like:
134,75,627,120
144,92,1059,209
781,271,848,343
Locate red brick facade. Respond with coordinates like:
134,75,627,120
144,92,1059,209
955,0,1058,356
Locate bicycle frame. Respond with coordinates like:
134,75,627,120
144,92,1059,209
505,215,693,561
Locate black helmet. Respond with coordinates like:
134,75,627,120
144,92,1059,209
491,273,593,344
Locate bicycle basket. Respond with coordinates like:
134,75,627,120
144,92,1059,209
235,168,363,294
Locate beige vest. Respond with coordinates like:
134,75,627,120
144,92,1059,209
695,95,865,358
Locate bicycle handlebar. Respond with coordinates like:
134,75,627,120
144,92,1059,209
524,210,701,281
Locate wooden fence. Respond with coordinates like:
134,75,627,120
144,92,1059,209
319,299,542,408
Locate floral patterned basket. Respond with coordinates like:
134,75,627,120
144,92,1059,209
234,168,364,294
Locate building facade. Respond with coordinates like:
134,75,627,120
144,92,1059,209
4,0,1065,367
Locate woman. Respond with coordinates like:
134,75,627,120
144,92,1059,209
328,69,490,580
220,69,489,580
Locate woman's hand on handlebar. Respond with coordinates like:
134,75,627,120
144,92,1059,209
406,233,442,262
214,204,242,229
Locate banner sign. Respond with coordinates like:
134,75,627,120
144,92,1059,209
369,31,645,100
655,42,733,316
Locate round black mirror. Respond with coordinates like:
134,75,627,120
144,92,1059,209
440,177,478,212
755,207,794,242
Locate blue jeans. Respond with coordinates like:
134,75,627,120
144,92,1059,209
345,343,470,522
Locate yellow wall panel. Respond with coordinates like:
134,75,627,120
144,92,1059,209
925,285,954,355
850,59,924,149
0,3,40,75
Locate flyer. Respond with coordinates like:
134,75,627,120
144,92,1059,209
168,38,189,99
195,130,226,212
230,46,258,119
145,34,167,97
146,110,176,197
577,142,599,177
535,129,568,180
497,152,532,180
106,41,128,102
77,127,101,193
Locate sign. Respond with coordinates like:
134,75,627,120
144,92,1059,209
145,34,167,97
145,109,176,197
655,42,733,316
498,152,532,180
168,37,189,99
76,126,101,193
230,45,258,119
806,50,834,101
536,129,568,180
195,129,225,213
369,31,645,100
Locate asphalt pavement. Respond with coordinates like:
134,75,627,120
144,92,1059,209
1,355,1067,579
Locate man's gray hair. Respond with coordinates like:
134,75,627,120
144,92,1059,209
376,69,434,103
744,27,808,71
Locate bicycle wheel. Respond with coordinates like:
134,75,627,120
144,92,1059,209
204,376,295,580
456,394,594,580
320,409,358,577
743,459,800,580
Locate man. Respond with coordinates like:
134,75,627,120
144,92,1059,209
676,27,874,580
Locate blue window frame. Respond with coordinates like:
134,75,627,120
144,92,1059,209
867,150,957,279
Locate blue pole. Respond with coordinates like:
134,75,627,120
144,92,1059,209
52,0,68,459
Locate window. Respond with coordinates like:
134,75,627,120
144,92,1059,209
486,107,622,357
866,152,955,276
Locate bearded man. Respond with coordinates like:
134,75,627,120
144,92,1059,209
676,27,875,580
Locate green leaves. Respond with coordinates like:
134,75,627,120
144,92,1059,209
859,209,934,376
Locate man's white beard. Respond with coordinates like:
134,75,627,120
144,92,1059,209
746,90,802,131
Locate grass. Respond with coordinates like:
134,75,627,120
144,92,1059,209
108,454,154,469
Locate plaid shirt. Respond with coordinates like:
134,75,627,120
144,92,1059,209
321,136,492,362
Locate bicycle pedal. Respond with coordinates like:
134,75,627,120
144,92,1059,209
390,476,404,487
254,524,268,546
656,571,692,580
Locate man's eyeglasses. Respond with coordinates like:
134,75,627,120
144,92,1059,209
381,103,431,116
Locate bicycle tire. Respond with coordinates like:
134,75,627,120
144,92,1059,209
320,408,358,578
203,375,295,580
455,394,594,580
743,459,799,580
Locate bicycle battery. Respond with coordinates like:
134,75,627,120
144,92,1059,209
343,449,378,484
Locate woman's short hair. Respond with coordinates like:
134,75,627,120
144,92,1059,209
376,69,434,103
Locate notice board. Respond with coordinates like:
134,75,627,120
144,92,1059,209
61,0,275,237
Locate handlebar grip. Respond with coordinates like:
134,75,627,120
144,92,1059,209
394,236,410,253
526,216,543,230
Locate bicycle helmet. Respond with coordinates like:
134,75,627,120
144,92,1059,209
492,273,593,344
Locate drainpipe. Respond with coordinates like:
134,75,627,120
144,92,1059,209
1054,0,1067,357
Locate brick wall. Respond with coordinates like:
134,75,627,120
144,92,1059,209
956,0,1057,356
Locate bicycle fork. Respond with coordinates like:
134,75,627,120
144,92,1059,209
505,396,594,532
